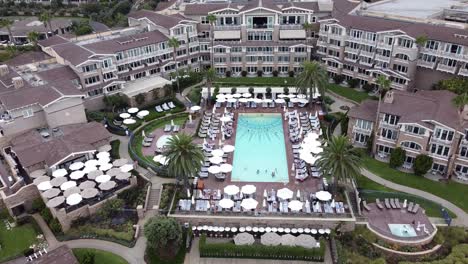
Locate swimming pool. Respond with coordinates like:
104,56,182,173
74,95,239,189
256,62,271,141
231,113,289,182
388,224,417,237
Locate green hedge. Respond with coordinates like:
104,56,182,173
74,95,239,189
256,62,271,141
110,140,121,159
199,234,325,261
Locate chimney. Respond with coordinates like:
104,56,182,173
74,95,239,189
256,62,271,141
383,90,394,104
0,65,9,76
12,77,24,89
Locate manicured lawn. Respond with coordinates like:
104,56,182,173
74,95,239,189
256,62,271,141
0,220,39,262
362,156,468,213
214,77,296,87
327,83,373,103
73,248,128,264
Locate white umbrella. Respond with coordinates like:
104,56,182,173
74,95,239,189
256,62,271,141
98,157,111,166
219,198,234,209
232,93,242,98
220,115,232,122
281,234,296,246
261,232,281,246
128,107,139,114
277,94,287,98
298,98,309,104
253,98,263,103
112,159,128,167
211,149,225,157
295,234,317,248
277,188,294,200
87,169,103,180
96,152,110,159
85,159,99,167
263,99,273,103
241,185,256,195
66,193,82,206
287,94,296,98
38,181,52,191
216,94,225,99
116,172,132,181
50,177,67,187
274,98,286,104
123,119,136,125
224,185,239,195
99,163,113,171
119,113,131,119
224,94,233,99
222,145,235,152
60,181,77,191
297,94,307,99
64,187,80,197
69,162,84,171
241,198,258,210
311,229,317,235
220,164,233,173
216,98,226,103
81,188,99,199
98,145,112,152
238,98,249,103
43,188,60,199
79,180,96,189
138,110,149,117
30,169,46,178
242,92,252,98
316,191,332,201
190,105,201,111
120,164,134,172
47,196,65,208
96,174,111,183
70,170,85,180
34,176,50,185
234,233,254,245
52,169,67,178
208,166,221,174
288,200,304,211
99,181,116,191
106,168,121,177
290,98,301,103
209,156,223,164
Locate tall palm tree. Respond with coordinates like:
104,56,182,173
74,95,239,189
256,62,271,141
371,75,392,153
165,133,204,189
205,68,216,106
207,14,217,69
168,37,180,93
27,31,40,49
39,12,54,35
296,61,328,106
302,21,312,39
317,136,362,193
0,19,15,45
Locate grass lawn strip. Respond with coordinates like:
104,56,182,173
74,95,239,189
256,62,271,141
327,83,372,103
0,221,39,262
73,248,128,264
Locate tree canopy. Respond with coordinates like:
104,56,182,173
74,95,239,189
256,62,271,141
144,216,182,252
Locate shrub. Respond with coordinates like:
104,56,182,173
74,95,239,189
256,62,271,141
241,70,247,77
225,71,231,77
257,70,263,77
288,71,295,77
110,140,120,159
30,198,45,213
49,218,62,234
283,87,289,94
362,83,374,93
248,87,254,94
389,147,405,168
79,251,95,264
333,74,345,84
144,216,182,254
99,198,124,218
323,95,335,105
40,208,52,223
272,70,279,77
231,87,237,94
414,154,433,176
266,87,272,96
135,93,146,105
348,78,360,88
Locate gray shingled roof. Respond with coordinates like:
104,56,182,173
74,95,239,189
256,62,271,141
129,10,192,29
50,42,94,65
348,99,378,122
38,35,70,48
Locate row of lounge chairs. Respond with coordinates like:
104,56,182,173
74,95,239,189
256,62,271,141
364,198,420,214
163,124,180,133
142,133,156,147
155,101,176,113
198,112,220,138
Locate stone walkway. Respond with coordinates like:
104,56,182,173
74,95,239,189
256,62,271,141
361,168,468,227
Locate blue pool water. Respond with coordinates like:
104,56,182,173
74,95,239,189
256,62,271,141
231,113,289,182
388,224,417,237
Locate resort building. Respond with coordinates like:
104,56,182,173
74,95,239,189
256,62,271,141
0,17,74,44
348,89,468,179
318,0,468,91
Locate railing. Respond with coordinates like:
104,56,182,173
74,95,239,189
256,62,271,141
421,48,468,60
417,59,436,69
430,137,453,146
459,68,468,77
437,64,457,74
214,25,241,30
279,24,303,30
352,126,372,136
375,54,391,62
173,209,354,219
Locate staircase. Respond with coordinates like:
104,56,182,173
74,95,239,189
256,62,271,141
147,188,161,210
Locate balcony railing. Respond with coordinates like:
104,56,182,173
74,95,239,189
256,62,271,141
379,121,398,129
417,60,436,69
279,24,303,30
437,64,457,74
375,54,390,62
459,68,468,77
422,48,468,60
214,25,241,30
353,126,372,136
430,137,453,146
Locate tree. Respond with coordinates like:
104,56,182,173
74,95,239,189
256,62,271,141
452,93,468,110
317,136,362,193
414,154,433,176
415,35,428,52
80,251,95,264
103,94,127,112
0,18,14,44
135,93,146,105
205,68,216,106
347,78,360,88
296,61,328,106
168,37,180,93
165,133,204,189
372,76,392,153
98,198,124,218
39,12,54,35
389,147,405,168
283,87,289,94
248,87,254,95
27,31,40,49
333,74,345,84
144,216,182,258
231,87,237,94
207,14,216,68
302,21,312,39
71,20,93,36
6,45,17,58
434,78,468,94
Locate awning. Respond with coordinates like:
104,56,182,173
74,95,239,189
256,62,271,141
121,76,171,98
280,29,306,39
214,30,241,40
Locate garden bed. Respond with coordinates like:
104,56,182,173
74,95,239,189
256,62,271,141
73,248,128,264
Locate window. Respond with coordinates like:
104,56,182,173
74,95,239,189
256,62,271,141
395,53,409,61
87,88,103,97
311,17,316,23
247,66,257,73
432,163,446,173
404,125,425,135
231,47,242,53
294,47,306,53
445,44,462,54
278,56,289,62
425,40,439,50
22,108,33,118
434,128,454,141
356,119,372,130
101,59,112,69
231,56,242,62
400,141,422,151
84,76,100,85
456,164,468,175
103,72,115,80
354,133,369,144
377,144,392,154
381,128,397,140
420,53,436,63
201,16,209,24
404,156,415,165
440,58,457,67
393,64,408,73
247,31,273,41
350,29,363,39
398,38,413,48
82,64,97,73
214,57,227,63
278,47,289,52
430,144,450,157
383,113,399,125
460,146,468,158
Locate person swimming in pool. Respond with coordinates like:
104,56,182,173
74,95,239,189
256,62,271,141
272,171,275,177
256,169,260,174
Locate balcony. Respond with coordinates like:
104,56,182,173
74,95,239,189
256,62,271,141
317,40,327,47
353,126,372,136
422,48,468,60
344,47,359,54
417,59,436,69
375,54,390,62
430,137,453,146
342,69,355,76
437,64,457,74
360,50,375,58
379,121,398,129
344,56,358,63
280,24,303,30
459,67,468,77
390,82,406,91
376,42,392,50
214,25,241,30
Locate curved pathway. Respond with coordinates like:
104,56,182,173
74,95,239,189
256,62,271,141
361,168,468,227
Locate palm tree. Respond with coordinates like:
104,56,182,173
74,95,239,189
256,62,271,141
206,14,217,69
5,45,17,58
296,61,328,106
0,19,15,45
302,21,312,39
205,68,216,106
39,12,54,35
165,133,204,189
371,75,392,153
168,37,180,93
27,31,40,49
317,136,362,193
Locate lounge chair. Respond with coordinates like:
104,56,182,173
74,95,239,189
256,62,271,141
288,102,294,108
173,125,180,132
168,101,176,109
395,199,401,209
215,173,225,181
375,199,384,210
407,202,414,212
164,124,172,132
113,119,123,126
144,137,154,142
142,141,152,147
162,103,170,111
411,203,420,214
199,172,208,178
390,198,397,209
384,198,391,209
155,105,164,112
